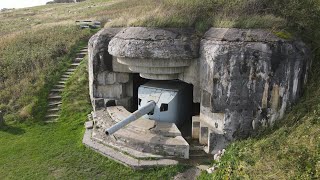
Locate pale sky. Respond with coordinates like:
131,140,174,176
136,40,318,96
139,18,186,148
0,0,51,9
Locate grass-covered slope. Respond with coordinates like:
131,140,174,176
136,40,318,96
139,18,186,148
0,59,183,179
1,0,320,123
0,0,319,179
0,27,92,122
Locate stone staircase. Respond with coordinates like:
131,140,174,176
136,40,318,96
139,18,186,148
45,47,88,122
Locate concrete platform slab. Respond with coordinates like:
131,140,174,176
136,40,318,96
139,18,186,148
92,107,189,159
83,128,179,169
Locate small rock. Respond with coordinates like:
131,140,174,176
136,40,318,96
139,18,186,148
196,164,210,171
87,114,93,121
85,121,94,129
206,166,215,174
221,149,226,155
214,154,220,161
214,149,226,161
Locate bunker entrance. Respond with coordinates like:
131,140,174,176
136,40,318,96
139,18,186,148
132,75,199,138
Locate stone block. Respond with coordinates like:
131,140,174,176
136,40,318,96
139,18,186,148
115,73,130,83
85,121,94,129
105,72,116,84
199,122,209,145
192,116,200,139
95,84,125,99
207,132,228,154
97,72,130,85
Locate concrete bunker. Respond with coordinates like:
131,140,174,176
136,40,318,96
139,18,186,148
84,27,311,167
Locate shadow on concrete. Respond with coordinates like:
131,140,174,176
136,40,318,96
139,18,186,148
0,125,26,135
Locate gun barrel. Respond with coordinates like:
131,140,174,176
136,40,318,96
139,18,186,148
105,101,156,135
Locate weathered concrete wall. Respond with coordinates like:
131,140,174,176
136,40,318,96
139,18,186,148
199,28,310,153
88,28,133,110
88,27,311,154
108,27,201,102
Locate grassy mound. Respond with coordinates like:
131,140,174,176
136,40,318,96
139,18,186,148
0,26,92,123
0,0,320,178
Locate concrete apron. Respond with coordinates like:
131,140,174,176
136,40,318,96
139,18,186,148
83,106,214,168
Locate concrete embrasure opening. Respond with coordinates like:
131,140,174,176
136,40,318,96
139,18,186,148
131,76,197,137
132,73,149,111
130,77,209,162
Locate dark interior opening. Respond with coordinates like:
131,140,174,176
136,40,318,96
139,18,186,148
192,102,200,116
132,73,149,111
105,100,116,107
179,82,200,138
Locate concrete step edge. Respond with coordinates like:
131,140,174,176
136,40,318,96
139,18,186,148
48,96,62,99
45,114,59,118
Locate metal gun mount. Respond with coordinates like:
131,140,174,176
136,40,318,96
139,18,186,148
105,101,156,135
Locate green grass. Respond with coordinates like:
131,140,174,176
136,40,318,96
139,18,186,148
0,26,94,123
0,59,184,179
1,0,320,179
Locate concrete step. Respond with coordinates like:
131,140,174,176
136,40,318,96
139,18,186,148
73,60,82,63
57,81,66,85
50,89,63,92
48,95,62,100
74,57,83,62
47,108,60,112
189,150,209,157
70,63,80,67
61,74,71,78
66,69,76,72
60,78,68,81
76,53,86,58
48,101,62,107
49,91,61,97
64,71,73,75
45,119,59,123
45,114,59,118
54,84,65,88
189,145,205,151
78,51,87,54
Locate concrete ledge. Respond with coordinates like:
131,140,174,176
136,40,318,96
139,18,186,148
83,128,179,169
92,107,189,159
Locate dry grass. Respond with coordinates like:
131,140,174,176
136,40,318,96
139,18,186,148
0,0,320,178
0,26,92,122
